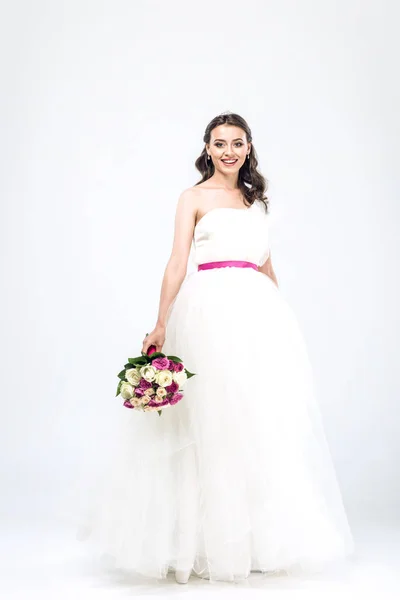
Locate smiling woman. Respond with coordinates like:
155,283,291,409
193,114,269,213
74,111,355,586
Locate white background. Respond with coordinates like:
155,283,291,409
1,0,399,575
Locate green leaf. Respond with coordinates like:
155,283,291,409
166,355,183,362
117,369,126,380
185,369,196,378
116,380,122,396
157,410,162,416
128,357,147,366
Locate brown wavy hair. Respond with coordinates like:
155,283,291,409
194,112,269,213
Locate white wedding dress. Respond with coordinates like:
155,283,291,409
67,198,355,583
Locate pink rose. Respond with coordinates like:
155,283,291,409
170,392,183,405
148,398,169,408
173,362,184,372
138,378,152,390
151,357,170,370
147,345,157,356
166,381,179,394
135,387,145,397
123,400,134,409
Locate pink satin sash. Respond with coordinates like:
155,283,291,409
198,260,258,271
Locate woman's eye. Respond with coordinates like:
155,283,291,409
215,142,243,147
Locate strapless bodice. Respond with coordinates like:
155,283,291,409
193,199,270,267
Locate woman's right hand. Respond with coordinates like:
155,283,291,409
142,326,166,355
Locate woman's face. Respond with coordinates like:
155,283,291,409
206,125,250,173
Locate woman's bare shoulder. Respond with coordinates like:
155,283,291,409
174,187,204,222
177,186,214,225
179,184,210,198
181,183,219,204
177,185,210,208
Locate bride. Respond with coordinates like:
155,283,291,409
72,111,355,585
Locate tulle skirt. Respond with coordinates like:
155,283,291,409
63,266,355,583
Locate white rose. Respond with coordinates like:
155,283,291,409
172,370,187,387
144,404,161,412
120,382,134,400
143,386,155,397
125,368,142,386
155,369,173,387
156,386,167,399
129,396,142,408
140,365,157,382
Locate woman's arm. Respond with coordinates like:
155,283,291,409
142,189,197,354
258,253,279,288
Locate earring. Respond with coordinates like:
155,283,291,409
207,155,211,160
247,153,250,159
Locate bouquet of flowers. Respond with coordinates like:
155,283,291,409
116,342,195,416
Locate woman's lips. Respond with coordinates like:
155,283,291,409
221,159,238,166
